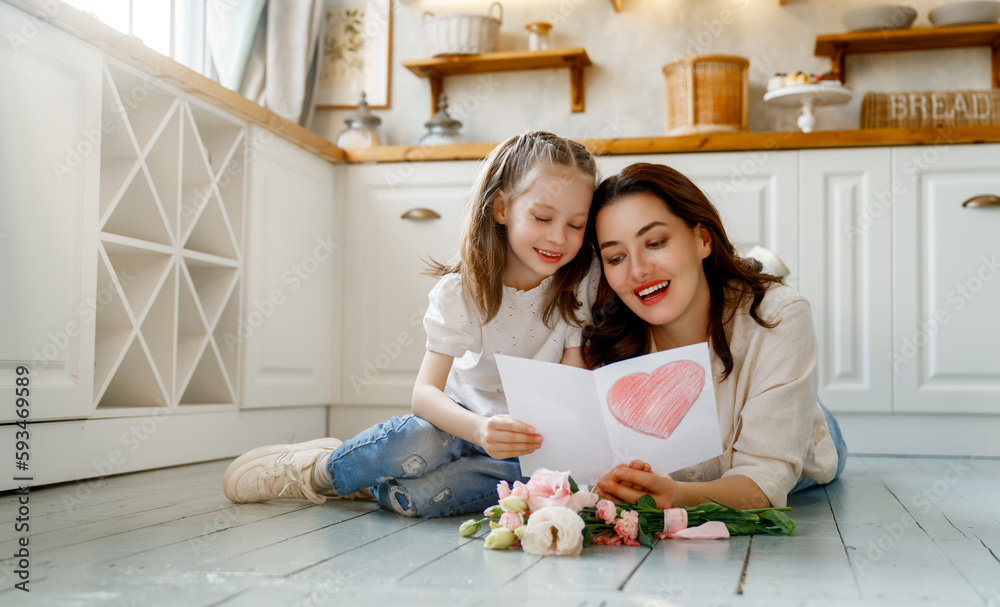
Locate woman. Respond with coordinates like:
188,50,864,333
585,163,846,510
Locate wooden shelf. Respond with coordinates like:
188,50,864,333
402,48,593,114
815,24,1000,87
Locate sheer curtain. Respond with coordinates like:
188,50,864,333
206,0,325,127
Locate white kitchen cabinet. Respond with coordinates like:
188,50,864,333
243,128,340,407
799,148,894,412
340,161,479,406
597,151,800,285
82,59,249,417
892,143,1000,414
0,3,102,421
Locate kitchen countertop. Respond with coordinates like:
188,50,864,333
11,0,1000,165
343,125,1000,163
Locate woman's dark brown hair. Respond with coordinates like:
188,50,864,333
581,163,783,377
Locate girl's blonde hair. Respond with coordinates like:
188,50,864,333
426,131,598,326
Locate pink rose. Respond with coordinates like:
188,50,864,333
521,506,585,556
497,480,510,499
614,510,640,542
525,468,599,513
499,511,524,532
596,499,617,524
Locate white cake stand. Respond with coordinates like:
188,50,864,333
763,84,853,133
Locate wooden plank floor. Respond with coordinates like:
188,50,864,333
1,456,999,606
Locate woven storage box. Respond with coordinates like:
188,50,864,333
423,2,502,56
663,54,749,136
861,90,1000,128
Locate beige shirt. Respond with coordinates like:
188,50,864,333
667,283,839,508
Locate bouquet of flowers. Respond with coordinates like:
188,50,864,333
459,468,795,555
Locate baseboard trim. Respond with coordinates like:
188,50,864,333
0,406,327,491
834,412,1000,458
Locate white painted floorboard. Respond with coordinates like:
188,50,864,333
1,456,999,607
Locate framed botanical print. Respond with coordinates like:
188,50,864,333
316,0,392,108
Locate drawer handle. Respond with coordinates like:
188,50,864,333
961,195,1000,209
401,208,441,220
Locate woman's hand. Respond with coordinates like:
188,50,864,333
596,460,677,509
477,414,542,460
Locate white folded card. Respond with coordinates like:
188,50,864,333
496,342,723,485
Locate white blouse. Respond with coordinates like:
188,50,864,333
424,262,599,418
666,283,840,508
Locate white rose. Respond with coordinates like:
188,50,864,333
521,506,585,556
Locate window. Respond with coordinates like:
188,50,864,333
63,0,212,76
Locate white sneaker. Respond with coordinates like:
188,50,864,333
223,438,344,505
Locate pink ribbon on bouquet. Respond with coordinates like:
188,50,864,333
654,508,730,540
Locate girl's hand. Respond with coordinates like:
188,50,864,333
477,414,542,460
596,460,676,509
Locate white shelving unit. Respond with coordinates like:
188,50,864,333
93,59,246,414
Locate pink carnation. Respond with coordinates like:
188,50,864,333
497,480,530,501
591,534,623,546
510,480,530,500
499,511,524,532
595,499,617,524
525,468,599,513
614,510,640,543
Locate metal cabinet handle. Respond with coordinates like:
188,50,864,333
400,208,441,220
961,195,1000,208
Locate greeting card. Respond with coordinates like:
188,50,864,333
497,342,722,485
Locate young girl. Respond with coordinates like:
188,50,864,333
224,131,599,518
585,163,846,511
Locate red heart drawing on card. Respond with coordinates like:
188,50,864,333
607,360,705,438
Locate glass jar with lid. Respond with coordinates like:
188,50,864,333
525,22,552,51
419,95,465,146
336,91,382,148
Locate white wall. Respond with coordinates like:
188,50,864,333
313,0,992,145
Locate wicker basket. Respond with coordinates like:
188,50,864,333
423,2,503,57
662,54,749,136
861,90,1000,128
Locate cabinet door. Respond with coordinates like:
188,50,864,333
800,148,893,412
243,129,338,407
892,143,1000,413
598,151,799,285
341,161,480,406
0,5,101,421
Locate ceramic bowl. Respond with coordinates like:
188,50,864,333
842,5,917,31
929,1,1000,26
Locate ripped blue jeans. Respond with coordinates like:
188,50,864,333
325,414,524,518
